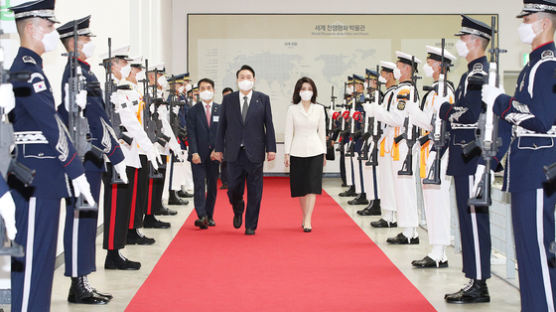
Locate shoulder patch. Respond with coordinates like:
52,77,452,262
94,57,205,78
542,50,554,59
22,55,36,65
397,100,406,111
472,63,483,72
33,80,47,93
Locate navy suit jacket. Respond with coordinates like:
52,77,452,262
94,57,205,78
187,101,221,162
215,91,276,164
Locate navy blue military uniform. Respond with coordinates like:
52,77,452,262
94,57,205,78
58,48,125,279
490,34,556,311
9,26,88,312
187,101,221,221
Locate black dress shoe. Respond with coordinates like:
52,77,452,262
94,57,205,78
370,218,397,228
104,250,141,270
220,184,228,190
168,191,189,205
81,276,113,300
154,206,178,216
194,216,209,229
348,193,369,205
303,228,312,233
411,256,448,268
445,279,490,304
245,228,255,235
367,199,381,215
341,182,348,187
67,276,109,305
177,190,193,198
233,213,243,229
208,218,215,226
143,215,171,229
339,186,357,197
386,233,419,245
126,229,155,245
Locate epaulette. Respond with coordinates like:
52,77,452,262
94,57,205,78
541,50,555,60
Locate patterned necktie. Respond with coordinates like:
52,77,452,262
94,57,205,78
242,96,248,122
206,103,211,127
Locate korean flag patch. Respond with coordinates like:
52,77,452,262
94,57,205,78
33,80,47,93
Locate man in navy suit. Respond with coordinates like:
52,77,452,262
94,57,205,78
187,78,221,229
213,65,277,235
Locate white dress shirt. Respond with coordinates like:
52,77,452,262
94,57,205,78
284,103,326,157
239,90,253,110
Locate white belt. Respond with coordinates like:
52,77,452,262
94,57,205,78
451,122,478,129
515,125,556,138
14,131,48,144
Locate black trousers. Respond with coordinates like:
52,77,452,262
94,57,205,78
146,155,167,215
129,155,149,229
339,150,346,185
102,165,136,250
227,149,264,230
192,158,219,219
220,161,228,185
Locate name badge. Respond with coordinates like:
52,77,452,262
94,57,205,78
213,116,219,122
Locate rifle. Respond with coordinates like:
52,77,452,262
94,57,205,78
336,82,350,152
420,38,452,185
103,38,133,184
462,16,506,206
394,57,421,176
168,76,186,140
362,65,383,166
66,23,104,210
0,29,30,257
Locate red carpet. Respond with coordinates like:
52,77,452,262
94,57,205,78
126,177,435,312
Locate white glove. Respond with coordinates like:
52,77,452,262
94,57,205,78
113,161,129,184
110,92,127,106
173,150,184,162
0,83,15,114
71,174,96,206
426,151,436,173
150,104,155,114
172,105,180,115
0,191,17,240
361,103,374,115
76,89,87,110
481,84,503,108
146,149,161,171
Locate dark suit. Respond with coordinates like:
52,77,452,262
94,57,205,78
215,91,276,230
187,101,221,219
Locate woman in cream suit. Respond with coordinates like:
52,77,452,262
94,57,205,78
284,77,326,232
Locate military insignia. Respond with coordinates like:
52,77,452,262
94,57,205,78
101,118,119,142
33,80,47,93
397,100,406,111
448,106,468,123
512,100,531,114
100,119,113,153
22,55,36,65
542,50,554,59
472,63,483,72
55,116,70,162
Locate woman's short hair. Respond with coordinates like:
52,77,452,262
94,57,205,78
292,77,318,104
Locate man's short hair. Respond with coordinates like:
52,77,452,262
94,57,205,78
236,64,255,78
222,87,233,94
198,78,214,89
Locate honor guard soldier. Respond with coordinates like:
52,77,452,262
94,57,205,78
347,74,370,206
102,47,160,270
369,61,399,228
408,45,457,268
8,1,97,310
339,76,356,197
357,69,382,216
383,51,422,245
481,2,556,310
166,73,190,206
438,15,493,303
57,15,127,304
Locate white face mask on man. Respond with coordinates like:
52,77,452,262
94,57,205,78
455,39,470,57
393,68,402,80
82,41,95,59
120,64,131,79
518,20,543,44
41,29,59,53
158,75,169,89
199,90,214,101
423,63,435,78
136,70,146,82
238,79,254,92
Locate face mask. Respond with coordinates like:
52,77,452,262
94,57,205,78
199,90,214,101
423,63,434,78
378,76,387,84
518,20,542,44
455,39,469,57
238,79,254,92
82,41,95,59
346,86,354,94
393,68,401,80
364,82,369,90
120,64,131,79
299,90,313,102
185,83,192,92
41,29,59,53
158,75,169,89
136,70,146,82
178,86,185,94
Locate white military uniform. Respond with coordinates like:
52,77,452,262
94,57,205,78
410,80,455,260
